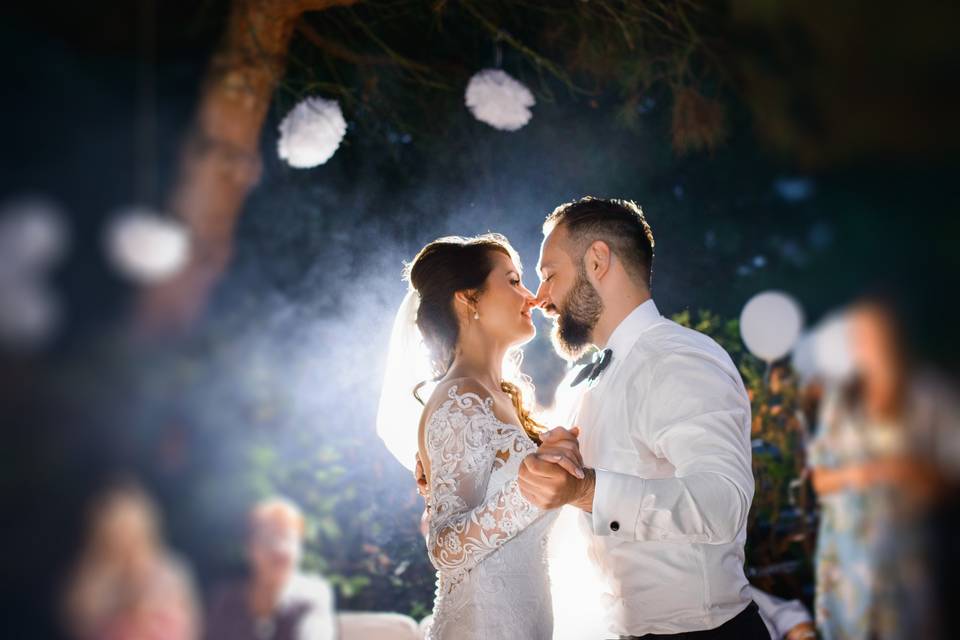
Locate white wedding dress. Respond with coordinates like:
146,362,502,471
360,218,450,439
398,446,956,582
422,386,559,640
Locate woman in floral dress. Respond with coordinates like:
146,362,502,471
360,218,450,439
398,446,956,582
808,300,957,640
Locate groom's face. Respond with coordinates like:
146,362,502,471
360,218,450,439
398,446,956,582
536,226,603,361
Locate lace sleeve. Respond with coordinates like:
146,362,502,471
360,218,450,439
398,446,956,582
424,386,542,578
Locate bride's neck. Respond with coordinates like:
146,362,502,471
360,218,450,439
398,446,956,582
447,340,507,391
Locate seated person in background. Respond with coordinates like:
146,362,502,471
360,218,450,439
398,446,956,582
205,497,335,640
63,480,199,640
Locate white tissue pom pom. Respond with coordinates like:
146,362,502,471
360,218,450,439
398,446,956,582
277,97,347,168
465,69,535,131
0,197,69,275
0,281,61,350
105,208,190,284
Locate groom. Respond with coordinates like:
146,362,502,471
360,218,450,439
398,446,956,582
519,197,768,639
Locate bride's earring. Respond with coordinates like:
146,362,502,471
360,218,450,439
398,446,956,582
473,310,480,320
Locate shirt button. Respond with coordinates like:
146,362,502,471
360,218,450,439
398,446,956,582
609,521,620,532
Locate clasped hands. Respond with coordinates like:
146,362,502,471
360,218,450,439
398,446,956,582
413,426,595,512
518,426,595,511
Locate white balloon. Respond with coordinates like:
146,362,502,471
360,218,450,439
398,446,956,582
790,330,817,381
105,208,190,284
790,311,857,383
740,291,805,362
812,311,855,382
465,69,535,131
277,97,347,168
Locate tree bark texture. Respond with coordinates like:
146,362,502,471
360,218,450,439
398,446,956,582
136,0,357,334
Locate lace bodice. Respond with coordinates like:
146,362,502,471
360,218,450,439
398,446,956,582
423,385,557,640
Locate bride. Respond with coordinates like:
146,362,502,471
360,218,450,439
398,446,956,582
377,234,583,639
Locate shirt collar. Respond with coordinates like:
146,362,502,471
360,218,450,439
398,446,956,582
602,298,661,357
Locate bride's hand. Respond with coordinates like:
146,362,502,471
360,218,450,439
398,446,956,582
414,453,429,498
535,426,584,479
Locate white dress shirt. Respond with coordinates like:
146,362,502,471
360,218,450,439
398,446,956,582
748,586,812,639
561,299,755,636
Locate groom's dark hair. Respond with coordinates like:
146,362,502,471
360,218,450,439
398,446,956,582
544,197,656,288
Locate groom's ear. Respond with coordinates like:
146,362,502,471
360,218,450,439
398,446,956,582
586,240,612,281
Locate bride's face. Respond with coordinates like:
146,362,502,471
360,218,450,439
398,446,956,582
475,251,537,346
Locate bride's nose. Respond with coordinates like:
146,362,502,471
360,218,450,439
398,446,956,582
522,287,537,308
533,282,550,308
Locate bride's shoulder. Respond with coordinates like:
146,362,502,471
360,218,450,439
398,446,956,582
424,377,497,417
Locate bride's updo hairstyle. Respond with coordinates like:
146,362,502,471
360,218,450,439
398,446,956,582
407,233,518,378
406,233,544,443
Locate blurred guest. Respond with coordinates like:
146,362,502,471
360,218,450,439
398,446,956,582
205,497,335,640
808,298,959,640
63,481,200,640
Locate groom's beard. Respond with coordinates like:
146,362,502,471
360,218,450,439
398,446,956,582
550,267,603,361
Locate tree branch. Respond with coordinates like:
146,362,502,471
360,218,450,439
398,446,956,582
296,22,432,73
295,0,360,13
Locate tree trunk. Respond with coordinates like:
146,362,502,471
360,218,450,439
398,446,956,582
135,0,356,334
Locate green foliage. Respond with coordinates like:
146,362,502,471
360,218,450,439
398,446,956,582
245,423,434,616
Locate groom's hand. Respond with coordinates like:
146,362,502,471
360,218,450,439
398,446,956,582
536,427,585,478
519,428,596,511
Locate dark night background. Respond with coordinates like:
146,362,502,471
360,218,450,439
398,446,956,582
2,1,958,637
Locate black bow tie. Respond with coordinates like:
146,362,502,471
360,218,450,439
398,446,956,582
570,349,613,387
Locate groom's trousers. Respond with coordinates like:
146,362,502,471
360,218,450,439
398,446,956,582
618,601,770,640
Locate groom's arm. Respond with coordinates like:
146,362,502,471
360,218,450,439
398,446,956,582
591,352,753,545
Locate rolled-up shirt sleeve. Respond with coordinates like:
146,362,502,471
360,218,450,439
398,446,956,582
591,351,754,544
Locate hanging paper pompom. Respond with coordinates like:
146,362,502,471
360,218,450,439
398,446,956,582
277,97,347,168
0,197,69,276
465,69,535,131
0,197,69,352
0,280,61,350
105,208,190,284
